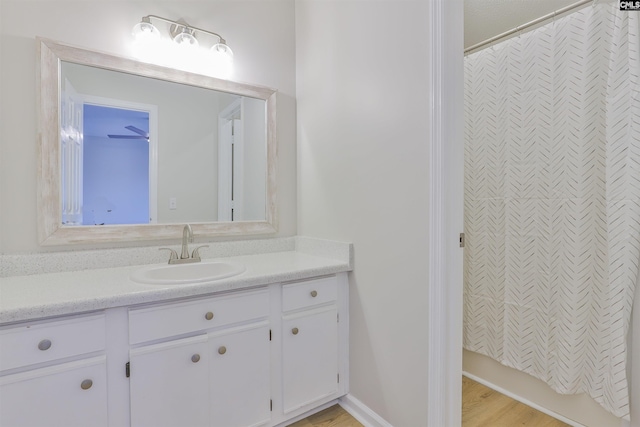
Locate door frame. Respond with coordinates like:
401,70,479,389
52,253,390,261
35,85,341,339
426,1,464,426
218,98,245,221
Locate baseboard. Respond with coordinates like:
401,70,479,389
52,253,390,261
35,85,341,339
462,371,586,427
339,394,393,427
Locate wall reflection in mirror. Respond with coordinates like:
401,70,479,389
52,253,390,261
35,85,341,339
60,62,267,227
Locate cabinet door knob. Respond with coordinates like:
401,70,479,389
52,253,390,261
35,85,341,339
292,327,299,335
191,354,201,363
205,312,214,320
310,290,318,297
38,339,52,351
80,379,93,390
218,346,227,355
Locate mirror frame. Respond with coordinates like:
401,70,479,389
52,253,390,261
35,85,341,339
36,38,277,245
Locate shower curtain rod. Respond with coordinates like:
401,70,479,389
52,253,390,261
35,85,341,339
464,0,593,54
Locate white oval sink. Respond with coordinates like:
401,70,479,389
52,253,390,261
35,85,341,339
131,261,246,285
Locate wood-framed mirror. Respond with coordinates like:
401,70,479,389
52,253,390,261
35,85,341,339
37,38,277,245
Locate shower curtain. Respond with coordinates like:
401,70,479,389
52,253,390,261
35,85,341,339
463,2,639,419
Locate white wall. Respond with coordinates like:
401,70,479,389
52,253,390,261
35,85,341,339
242,97,267,221
154,84,219,224
464,0,576,48
0,0,297,253
296,1,432,425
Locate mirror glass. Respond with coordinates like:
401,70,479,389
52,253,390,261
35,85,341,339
38,38,277,245
60,62,266,226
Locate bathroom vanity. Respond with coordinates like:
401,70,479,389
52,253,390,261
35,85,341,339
0,242,351,427
0,37,354,427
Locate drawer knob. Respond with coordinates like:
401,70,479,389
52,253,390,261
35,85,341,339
80,379,93,390
218,346,227,355
191,354,201,363
310,290,318,297
205,312,214,321
292,327,299,335
38,339,52,351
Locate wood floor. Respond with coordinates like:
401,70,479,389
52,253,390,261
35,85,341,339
287,404,363,427
288,377,571,427
461,376,570,427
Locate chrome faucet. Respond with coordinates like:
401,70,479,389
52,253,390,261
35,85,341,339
159,224,209,264
181,224,193,259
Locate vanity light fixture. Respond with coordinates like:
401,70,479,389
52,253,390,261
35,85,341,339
132,15,233,62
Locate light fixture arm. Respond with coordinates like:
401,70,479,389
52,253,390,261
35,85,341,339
143,15,227,45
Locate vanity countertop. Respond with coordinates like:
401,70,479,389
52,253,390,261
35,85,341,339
0,244,352,324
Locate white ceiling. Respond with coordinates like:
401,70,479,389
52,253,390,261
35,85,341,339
464,0,579,49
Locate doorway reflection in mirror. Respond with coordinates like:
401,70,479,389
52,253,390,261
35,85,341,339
83,105,150,225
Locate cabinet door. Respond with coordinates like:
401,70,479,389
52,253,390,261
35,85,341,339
0,356,108,427
210,323,271,427
130,335,209,427
282,306,339,413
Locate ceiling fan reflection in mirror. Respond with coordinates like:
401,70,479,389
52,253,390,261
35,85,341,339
108,125,149,140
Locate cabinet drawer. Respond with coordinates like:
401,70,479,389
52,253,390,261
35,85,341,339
129,288,269,344
0,313,106,372
282,276,338,312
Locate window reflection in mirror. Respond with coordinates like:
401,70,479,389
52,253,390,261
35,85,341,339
60,61,267,227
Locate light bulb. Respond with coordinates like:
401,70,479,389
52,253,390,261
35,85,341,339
132,21,160,42
131,19,162,63
210,43,234,78
211,43,233,60
173,30,198,47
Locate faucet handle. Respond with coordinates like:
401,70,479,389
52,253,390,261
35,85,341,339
159,248,179,263
191,245,209,261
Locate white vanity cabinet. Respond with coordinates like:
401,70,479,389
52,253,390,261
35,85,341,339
127,288,271,427
129,334,210,427
0,271,349,427
281,276,341,414
209,322,271,427
0,313,108,427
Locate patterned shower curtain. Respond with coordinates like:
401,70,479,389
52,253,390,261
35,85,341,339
463,2,639,419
